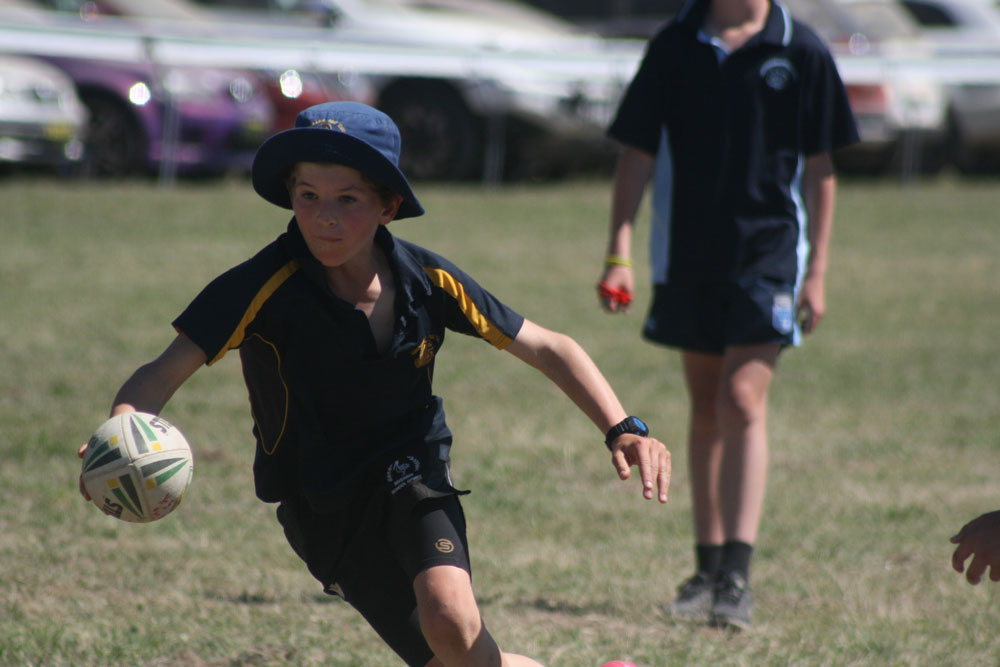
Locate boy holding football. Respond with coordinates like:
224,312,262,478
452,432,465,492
79,101,671,667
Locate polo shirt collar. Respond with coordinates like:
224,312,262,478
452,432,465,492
677,0,793,47
375,225,436,306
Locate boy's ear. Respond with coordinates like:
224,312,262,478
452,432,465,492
380,194,404,224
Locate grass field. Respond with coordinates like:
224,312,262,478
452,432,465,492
1,174,998,666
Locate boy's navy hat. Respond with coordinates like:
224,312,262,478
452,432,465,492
252,101,424,219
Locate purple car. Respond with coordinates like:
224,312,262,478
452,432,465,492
41,55,274,177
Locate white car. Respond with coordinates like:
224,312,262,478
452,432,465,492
782,0,949,175
898,0,1000,172
0,53,87,172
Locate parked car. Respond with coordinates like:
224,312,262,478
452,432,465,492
1,1,276,177
41,55,274,177
897,0,1000,172
0,53,87,173
782,0,949,175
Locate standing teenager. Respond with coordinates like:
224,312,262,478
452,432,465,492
597,0,858,628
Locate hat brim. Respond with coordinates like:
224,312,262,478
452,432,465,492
251,127,424,220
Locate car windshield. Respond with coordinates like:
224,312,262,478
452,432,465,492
845,0,922,39
31,0,211,20
316,0,579,35
781,0,866,42
384,0,578,33
781,0,921,44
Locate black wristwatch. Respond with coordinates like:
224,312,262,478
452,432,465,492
604,416,649,450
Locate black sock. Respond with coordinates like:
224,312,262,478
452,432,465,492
720,541,754,581
695,543,723,578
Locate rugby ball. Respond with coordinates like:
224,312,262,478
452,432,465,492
81,412,194,523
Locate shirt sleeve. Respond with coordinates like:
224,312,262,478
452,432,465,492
172,241,297,365
607,28,672,155
802,31,860,155
421,255,525,350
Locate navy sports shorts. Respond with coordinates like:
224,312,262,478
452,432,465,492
276,445,470,667
642,276,801,354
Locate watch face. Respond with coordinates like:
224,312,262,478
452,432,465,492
605,416,650,447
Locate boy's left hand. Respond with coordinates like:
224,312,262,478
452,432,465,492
609,435,671,503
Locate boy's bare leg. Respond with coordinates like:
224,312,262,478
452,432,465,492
417,565,543,667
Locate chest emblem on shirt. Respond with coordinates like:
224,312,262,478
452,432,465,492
760,58,796,91
411,334,441,368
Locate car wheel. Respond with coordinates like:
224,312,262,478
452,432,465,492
379,82,481,181
80,92,146,177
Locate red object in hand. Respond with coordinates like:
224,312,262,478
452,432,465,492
598,281,633,307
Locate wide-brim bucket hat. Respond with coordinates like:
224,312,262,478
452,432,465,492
252,101,424,220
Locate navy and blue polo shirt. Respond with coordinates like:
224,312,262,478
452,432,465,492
173,221,524,509
609,0,859,287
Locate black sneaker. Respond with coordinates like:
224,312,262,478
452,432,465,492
710,571,753,630
662,572,715,619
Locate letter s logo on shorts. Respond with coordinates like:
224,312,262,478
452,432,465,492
435,538,455,553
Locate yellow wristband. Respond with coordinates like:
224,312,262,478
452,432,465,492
605,255,633,268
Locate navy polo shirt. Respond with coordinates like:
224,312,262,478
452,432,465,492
173,222,524,508
609,0,859,287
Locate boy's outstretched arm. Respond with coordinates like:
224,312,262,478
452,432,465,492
505,319,670,503
109,333,208,416
78,333,207,500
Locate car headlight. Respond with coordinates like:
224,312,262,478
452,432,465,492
0,73,63,107
278,69,304,99
128,81,152,106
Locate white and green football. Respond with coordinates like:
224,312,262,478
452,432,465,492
81,412,194,523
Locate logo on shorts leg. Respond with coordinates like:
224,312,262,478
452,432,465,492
435,538,455,553
773,293,795,334
386,455,422,494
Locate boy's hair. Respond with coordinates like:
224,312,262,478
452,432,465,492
252,102,423,220
283,164,401,208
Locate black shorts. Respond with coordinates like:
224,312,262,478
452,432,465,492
642,277,800,354
276,446,470,667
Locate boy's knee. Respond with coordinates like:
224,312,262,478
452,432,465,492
420,605,480,653
415,567,491,661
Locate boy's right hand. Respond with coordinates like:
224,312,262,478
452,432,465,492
78,442,91,501
608,434,671,503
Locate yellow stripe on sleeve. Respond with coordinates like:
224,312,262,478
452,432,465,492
208,259,300,365
424,267,514,350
